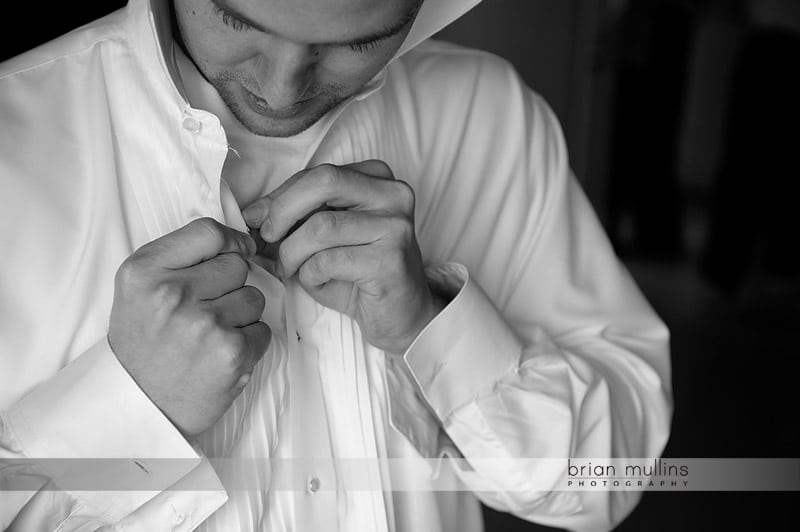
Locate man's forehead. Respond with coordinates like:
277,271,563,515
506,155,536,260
222,0,418,44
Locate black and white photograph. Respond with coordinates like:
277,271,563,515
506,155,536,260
1,1,798,531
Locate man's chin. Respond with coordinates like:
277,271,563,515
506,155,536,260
213,87,331,137
231,106,326,138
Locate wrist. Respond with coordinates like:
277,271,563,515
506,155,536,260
394,282,450,354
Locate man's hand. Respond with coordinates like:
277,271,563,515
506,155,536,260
242,160,444,354
108,218,271,436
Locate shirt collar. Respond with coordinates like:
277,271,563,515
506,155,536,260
125,0,485,101
122,0,188,111
125,0,386,115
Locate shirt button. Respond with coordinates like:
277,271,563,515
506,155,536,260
182,116,202,133
307,476,321,493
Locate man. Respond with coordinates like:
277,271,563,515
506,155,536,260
0,0,672,530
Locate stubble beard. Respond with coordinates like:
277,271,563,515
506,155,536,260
210,75,347,138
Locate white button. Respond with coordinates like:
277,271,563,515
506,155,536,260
182,116,202,133
307,476,320,493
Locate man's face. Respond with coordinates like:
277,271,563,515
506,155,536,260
173,0,419,137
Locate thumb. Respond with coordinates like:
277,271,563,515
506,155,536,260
142,217,255,269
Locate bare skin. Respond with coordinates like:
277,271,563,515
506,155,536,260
108,218,270,436
243,160,445,354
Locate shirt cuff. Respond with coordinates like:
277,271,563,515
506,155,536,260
110,457,228,531
4,336,223,521
402,263,524,421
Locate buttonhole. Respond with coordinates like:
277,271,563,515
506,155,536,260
133,460,151,475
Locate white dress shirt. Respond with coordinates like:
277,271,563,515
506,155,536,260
0,1,672,531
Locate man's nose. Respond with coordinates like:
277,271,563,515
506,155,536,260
252,41,315,111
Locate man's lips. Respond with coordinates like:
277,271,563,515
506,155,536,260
241,85,314,119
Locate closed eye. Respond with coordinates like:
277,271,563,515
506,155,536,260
347,40,383,54
212,4,253,32
209,0,408,52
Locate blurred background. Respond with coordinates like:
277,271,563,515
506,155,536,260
3,0,798,530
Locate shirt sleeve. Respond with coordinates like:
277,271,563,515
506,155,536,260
1,336,228,531
386,47,673,532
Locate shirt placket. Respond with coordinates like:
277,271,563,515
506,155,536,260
180,107,229,222
186,102,389,531
285,279,340,531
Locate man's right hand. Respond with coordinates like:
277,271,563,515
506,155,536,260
108,218,271,436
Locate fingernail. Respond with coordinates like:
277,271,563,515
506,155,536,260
259,217,273,241
242,203,267,226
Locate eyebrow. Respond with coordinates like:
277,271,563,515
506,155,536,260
209,0,420,46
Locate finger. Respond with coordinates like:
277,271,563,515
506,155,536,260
304,279,358,317
278,211,394,278
243,163,414,242
297,245,380,289
253,160,393,215
340,159,395,179
242,160,393,224
240,166,309,227
207,285,266,327
138,217,256,270
239,321,271,374
182,252,251,299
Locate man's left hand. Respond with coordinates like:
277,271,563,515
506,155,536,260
242,160,444,354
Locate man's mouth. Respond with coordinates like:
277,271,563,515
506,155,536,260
241,85,313,120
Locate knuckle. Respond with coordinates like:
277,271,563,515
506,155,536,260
150,279,186,310
373,282,390,300
363,277,389,299
218,331,246,368
115,257,142,289
311,163,340,188
310,210,338,239
193,216,221,230
392,180,416,212
220,251,249,278
188,310,219,336
193,217,225,249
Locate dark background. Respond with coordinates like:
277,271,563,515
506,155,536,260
3,1,799,530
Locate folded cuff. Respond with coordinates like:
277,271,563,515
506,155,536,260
5,336,222,521
402,263,524,421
